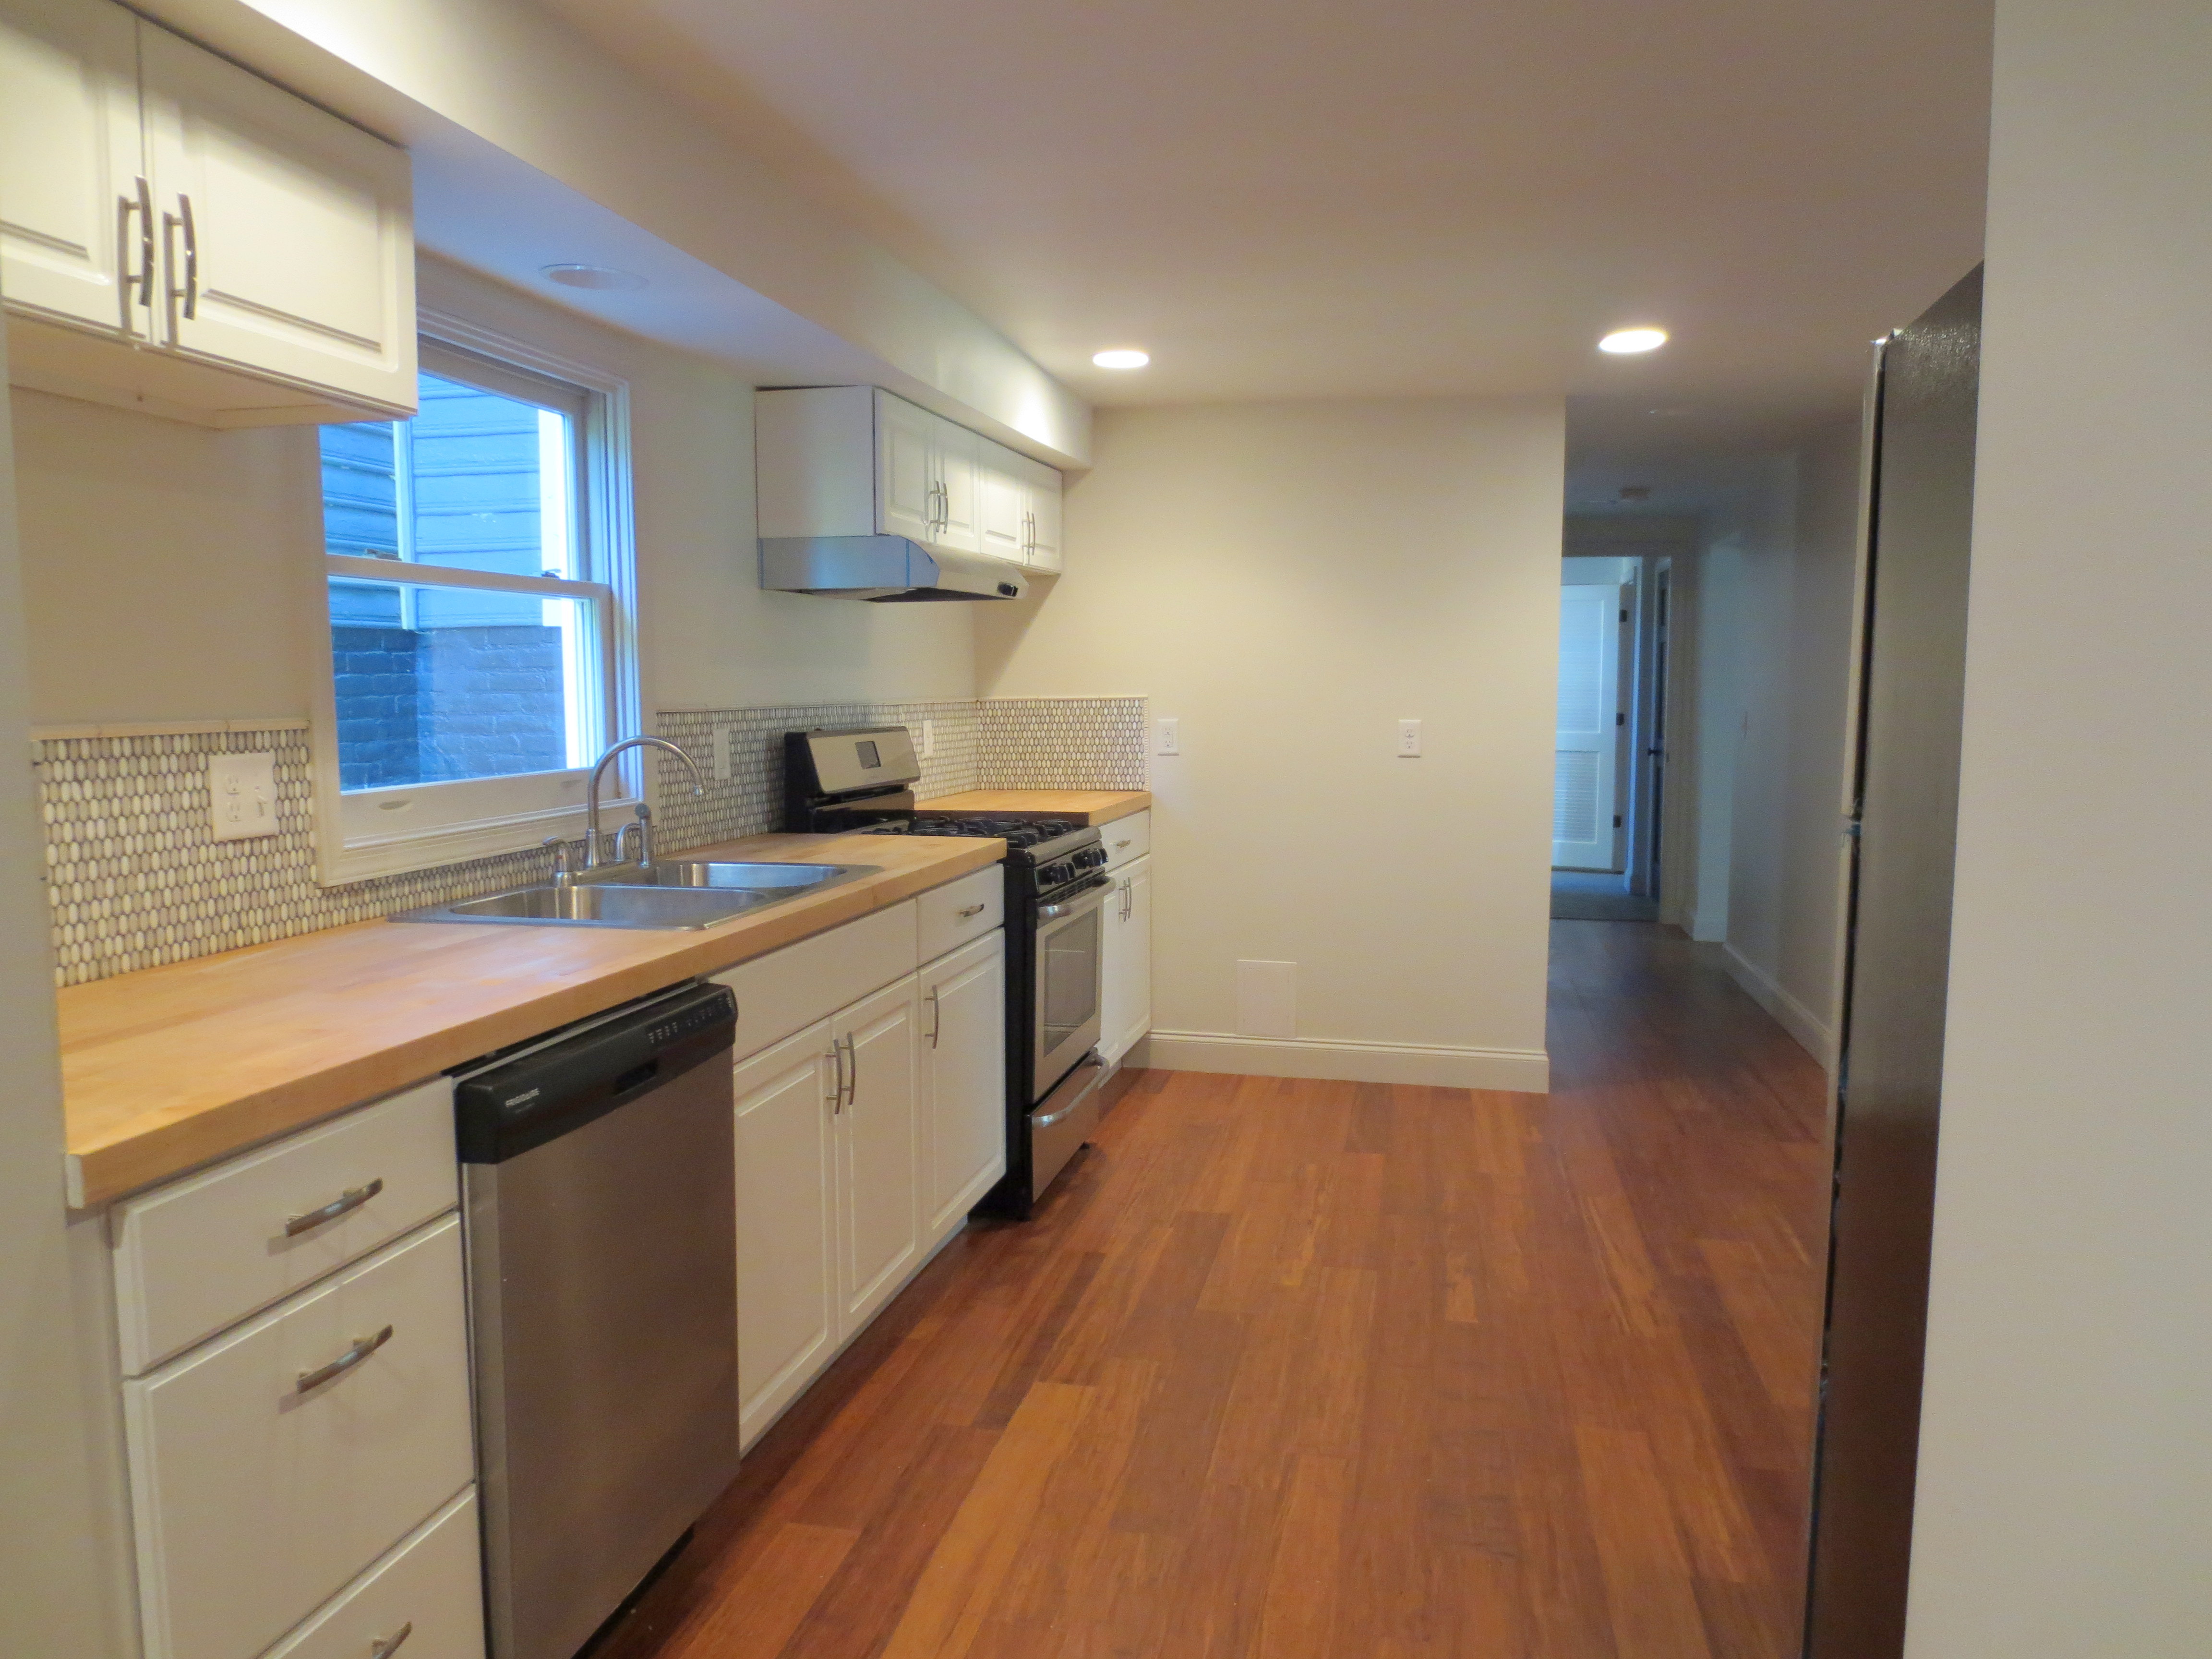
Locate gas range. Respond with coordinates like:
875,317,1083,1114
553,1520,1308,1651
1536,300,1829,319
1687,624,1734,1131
886,815,1107,895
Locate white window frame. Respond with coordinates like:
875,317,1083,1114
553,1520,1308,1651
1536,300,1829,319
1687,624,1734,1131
308,310,641,885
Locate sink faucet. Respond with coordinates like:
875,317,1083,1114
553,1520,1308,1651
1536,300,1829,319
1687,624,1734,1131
585,737,705,870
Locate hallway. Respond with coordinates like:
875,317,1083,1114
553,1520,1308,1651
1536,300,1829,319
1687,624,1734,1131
598,922,1830,1659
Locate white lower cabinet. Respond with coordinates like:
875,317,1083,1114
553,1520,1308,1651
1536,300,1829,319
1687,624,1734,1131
833,976,923,1338
921,931,1008,1244
732,1015,839,1448
263,1489,484,1659
728,888,1010,1451
1100,853,1154,1062
122,1214,476,1659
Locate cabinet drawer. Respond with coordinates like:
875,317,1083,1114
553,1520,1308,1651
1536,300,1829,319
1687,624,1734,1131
716,900,917,1062
124,1216,475,1659
917,866,1004,963
265,1488,483,1659
113,1077,457,1375
1101,810,1151,870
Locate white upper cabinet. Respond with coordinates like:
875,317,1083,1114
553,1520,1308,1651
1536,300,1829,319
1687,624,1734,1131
758,385,1060,568
140,24,414,415
0,0,416,426
0,0,144,336
976,438,1064,573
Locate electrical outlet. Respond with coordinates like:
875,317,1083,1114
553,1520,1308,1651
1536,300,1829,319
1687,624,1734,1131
921,719,936,759
713,727,735,782
1397,718,1422,757
1156,717,1181,757
208,751,278,842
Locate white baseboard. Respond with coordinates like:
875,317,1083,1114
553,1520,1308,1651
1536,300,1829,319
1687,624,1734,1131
1721,944,1838,1068
1143,1031,1550,1094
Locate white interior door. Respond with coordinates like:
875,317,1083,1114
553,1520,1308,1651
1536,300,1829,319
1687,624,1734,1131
140,20,415,414
0,0,145,336
1554,581,1624,870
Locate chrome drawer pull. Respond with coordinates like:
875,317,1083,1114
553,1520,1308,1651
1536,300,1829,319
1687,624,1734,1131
370,1623,414,1659
955,902,986,919
284,1178,384,1237
1113,839,1131,849
296,1324,393,1394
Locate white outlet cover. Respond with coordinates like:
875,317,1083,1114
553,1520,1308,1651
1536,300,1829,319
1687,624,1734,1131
921,719,936,758
208,751,278,842
713,727,736,782
1156,717,1181,756
1398,718,1422,757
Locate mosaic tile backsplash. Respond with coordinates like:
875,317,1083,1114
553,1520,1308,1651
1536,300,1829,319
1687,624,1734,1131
34,697,1145,987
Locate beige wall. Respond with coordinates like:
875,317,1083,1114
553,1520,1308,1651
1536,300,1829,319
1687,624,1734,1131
1722,418,1861,1061
12,258,979,730
979,397,1562,1088
1903,0,2212,1648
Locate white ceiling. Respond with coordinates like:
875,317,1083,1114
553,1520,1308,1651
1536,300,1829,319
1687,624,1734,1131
535,0,1991,438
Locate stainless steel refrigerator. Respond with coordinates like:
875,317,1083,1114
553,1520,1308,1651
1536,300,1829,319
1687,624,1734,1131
1803,265,1982,1657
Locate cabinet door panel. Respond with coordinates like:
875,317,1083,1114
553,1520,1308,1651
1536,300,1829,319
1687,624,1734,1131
1020,455,1063,573
263,1489,483,1659
921,933,1007,1243
733,1019,838,1450
835,977,920,1336
931,417,982,553
0,0,143,334
1101,855,1153,1062
140,21,414,414
875,390,936,542
977,439,1026,565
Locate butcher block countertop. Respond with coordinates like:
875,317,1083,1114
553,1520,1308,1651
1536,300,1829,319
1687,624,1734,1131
918,789,1150,825
57,830,1003,1209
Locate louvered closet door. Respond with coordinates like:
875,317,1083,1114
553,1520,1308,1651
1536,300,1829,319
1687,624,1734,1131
1553,582,1623,870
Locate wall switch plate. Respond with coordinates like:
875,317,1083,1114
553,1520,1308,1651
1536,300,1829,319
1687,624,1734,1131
1235,960,1298,1039
921,719,936,759
1156,717,1181,757
208,751,278,842
713,727,735,782
1398,718,1422,757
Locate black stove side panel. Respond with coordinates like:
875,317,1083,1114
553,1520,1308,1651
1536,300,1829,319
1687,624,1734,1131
972,868,1037,1220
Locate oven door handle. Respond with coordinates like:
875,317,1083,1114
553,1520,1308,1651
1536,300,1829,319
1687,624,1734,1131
1035,876,1113,921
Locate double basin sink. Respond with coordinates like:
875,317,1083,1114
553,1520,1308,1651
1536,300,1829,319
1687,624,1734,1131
398,860,879,931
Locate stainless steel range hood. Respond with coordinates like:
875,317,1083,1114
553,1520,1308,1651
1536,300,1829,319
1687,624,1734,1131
759,536,1028,602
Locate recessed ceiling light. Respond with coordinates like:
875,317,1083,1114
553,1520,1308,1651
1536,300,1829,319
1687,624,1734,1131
1092,349,1150,370
1599,327,1668,354
541,264,648,291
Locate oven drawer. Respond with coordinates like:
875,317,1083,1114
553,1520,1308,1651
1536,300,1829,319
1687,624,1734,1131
917,866,1002,962
112,1077,458,1375
1100,810,1150,870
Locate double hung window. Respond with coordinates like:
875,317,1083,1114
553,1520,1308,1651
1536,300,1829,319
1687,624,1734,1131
312,332,636,881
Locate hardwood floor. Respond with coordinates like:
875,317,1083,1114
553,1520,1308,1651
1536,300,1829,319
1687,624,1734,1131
597,921,1830,1659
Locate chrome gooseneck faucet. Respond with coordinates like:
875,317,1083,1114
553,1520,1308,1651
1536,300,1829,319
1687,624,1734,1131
583,736,705,869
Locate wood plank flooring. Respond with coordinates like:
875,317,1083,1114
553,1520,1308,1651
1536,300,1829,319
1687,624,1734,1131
597,921,1830,1659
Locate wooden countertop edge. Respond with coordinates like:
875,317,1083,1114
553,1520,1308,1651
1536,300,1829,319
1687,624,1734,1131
915,790,1152,826
62,837,1003,1209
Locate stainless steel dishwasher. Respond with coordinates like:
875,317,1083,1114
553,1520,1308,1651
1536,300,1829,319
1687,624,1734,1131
455,981,739,1659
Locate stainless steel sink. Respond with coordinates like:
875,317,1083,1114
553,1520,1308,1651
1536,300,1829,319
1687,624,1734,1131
395,862,878,930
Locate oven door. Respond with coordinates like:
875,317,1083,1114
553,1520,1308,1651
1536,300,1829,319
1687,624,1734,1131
1031,877,1110,1100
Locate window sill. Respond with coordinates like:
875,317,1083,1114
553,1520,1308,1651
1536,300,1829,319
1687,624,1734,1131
316,796,637,888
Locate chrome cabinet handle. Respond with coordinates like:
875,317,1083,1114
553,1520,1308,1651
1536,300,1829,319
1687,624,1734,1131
956,902,986,919
296,1324,393,1394
827,1038,845,1112
370,1623,414,1659
116,180,156,327
284,1178,384,1237
1113,838,1132,849
162,194,198,322
844,1034,859,1107
926,987,941,1049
